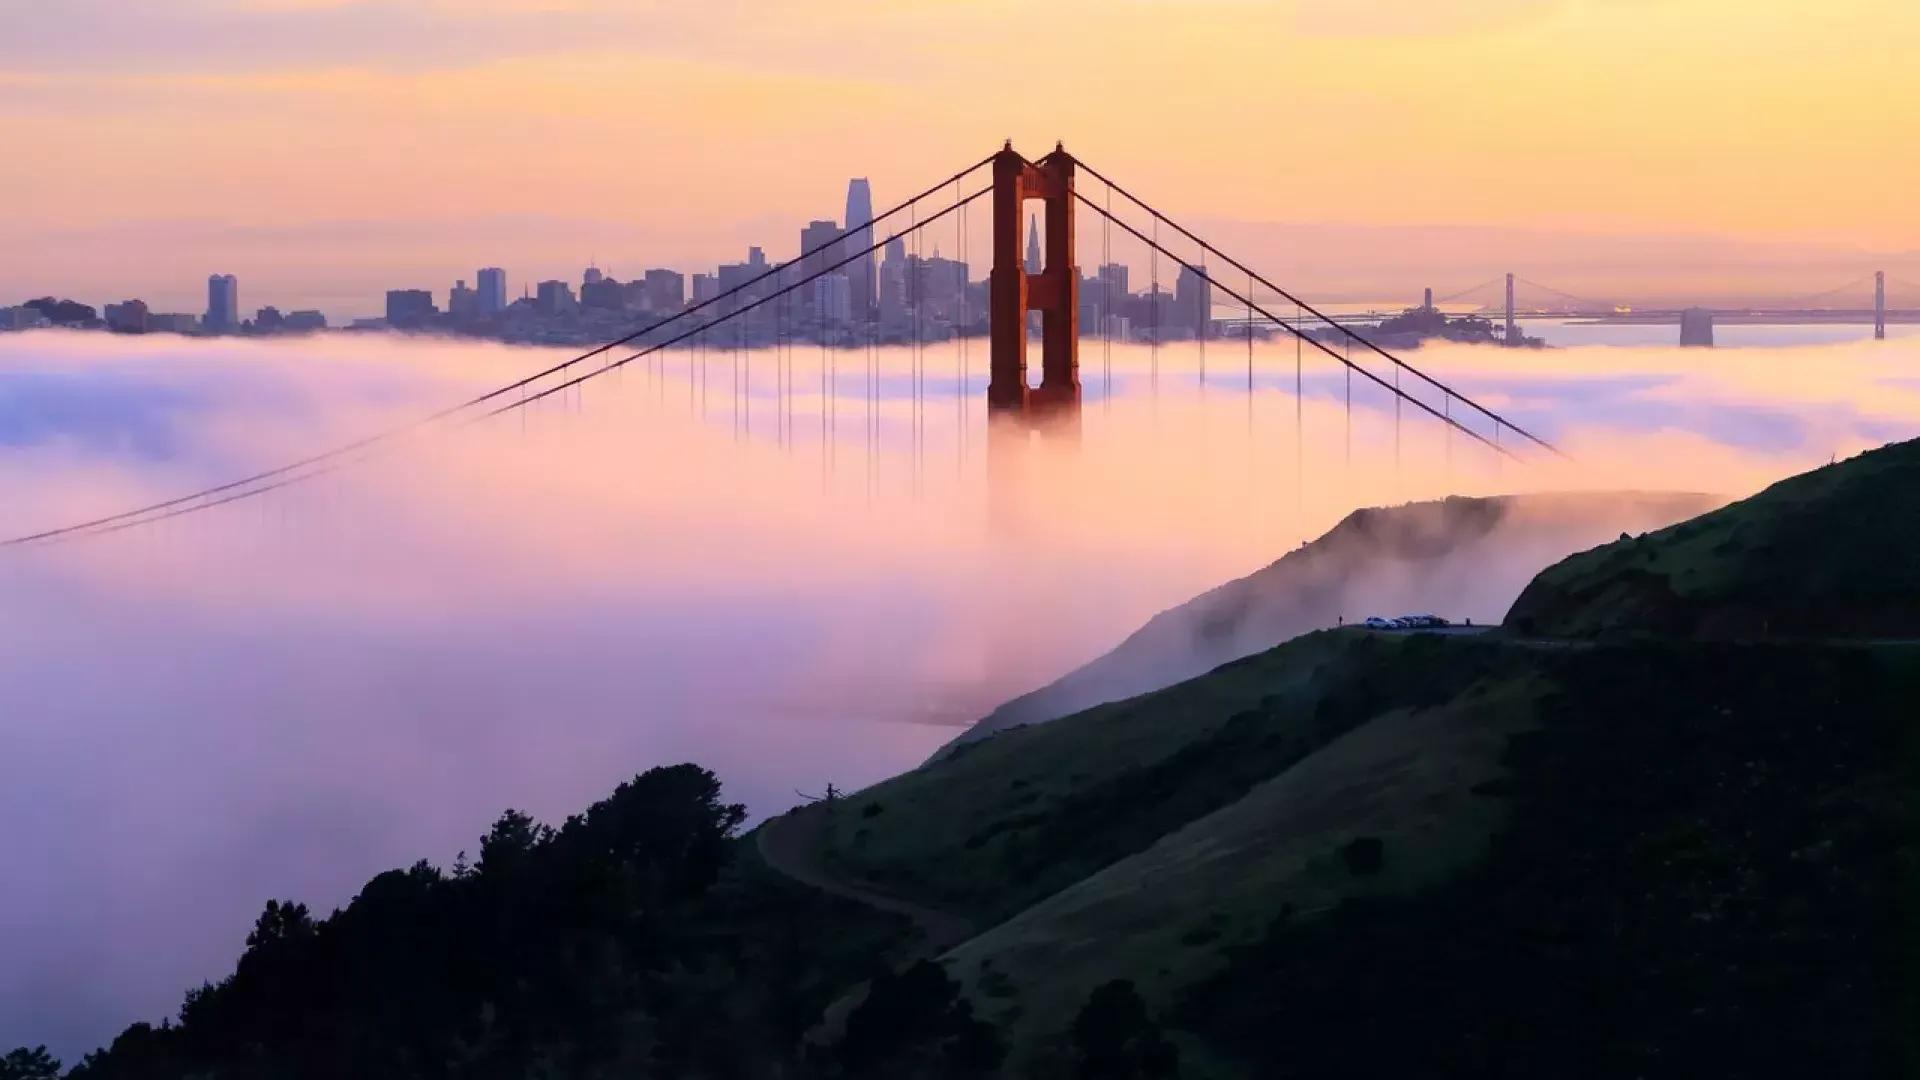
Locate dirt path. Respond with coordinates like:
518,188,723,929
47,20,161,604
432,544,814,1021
756,804,976,952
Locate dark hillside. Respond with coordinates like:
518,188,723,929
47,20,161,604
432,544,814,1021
1508,438,1920,640
1181,643,1920,1079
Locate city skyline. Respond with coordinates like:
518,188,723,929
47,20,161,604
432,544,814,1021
6,0,1919,317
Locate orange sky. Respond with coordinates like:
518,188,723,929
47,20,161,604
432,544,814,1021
5,0,1917,311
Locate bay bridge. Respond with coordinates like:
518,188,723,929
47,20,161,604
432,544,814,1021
4,143,1600,552
1231,271,1920,347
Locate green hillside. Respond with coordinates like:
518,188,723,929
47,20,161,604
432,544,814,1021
809,631,1916,1076
1506,437,1920,640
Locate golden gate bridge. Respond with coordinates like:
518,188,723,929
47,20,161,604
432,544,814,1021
3,143,1577,551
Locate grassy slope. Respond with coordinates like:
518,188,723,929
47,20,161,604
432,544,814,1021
819,630,1361,922
945,664,1549,1073
1181,642,1919,1080
816,632,1554,1068
1507,437,1920,639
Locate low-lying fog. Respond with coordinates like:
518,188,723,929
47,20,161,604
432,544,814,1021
3,328,1915,1055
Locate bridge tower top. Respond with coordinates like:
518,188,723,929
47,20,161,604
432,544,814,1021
988,143,1079,427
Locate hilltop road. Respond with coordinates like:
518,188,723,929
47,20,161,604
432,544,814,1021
756,804,977,952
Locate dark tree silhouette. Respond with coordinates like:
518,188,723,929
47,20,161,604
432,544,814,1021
45,764,845,1080
834,959,1005,1077
0,1046,61,1080
1071,980,1180,1080
22,298,95,325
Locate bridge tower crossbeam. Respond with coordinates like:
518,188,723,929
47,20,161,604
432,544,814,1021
989,141,1079,429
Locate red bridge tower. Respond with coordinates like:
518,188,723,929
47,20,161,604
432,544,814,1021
989,142,1079,431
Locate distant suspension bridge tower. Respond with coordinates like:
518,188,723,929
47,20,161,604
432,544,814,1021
1877,271,1887,341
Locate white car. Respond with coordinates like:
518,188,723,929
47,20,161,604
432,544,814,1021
1363,616,1395,630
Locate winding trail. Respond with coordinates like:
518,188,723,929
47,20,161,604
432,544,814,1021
756,803,976,952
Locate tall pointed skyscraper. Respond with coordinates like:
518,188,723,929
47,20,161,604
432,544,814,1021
1025,213,1043,274
845,178,876,321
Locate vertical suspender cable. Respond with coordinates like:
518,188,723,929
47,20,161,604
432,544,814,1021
1103,185,1113,413
1295,300,1303,521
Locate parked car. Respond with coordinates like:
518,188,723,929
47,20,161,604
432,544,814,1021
1363,616,1395,630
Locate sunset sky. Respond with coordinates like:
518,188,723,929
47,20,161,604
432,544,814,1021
6,0,1918,313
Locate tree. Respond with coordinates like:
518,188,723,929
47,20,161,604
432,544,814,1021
477,808,551,877
245,899,316,950
23,298,95,325
0,1046,61,1080
835,960,1005,1077
1071,980,1180,1080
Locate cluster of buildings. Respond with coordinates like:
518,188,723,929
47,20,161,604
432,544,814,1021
1,273,328,337
379,180,1218,350
4,177,1224,348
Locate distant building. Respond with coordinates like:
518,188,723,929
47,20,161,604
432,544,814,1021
581,277,626,311
1680,307,1715,348
534,280,578,317
448,280,479,321
283,310,327,332
845,178,876,320
812,273,853,328
902,254,969,321
255,306,284,332
1127,286,1177,335
799,219,844,280
148,312,199,334
643,269,685,313
1025,214,1042,275
1175,265,1212,336
1,306,52,331
386,289,438,328
206,274,239,333
104,300,150,333
477,268,508,316
1098,262,1130,303
716,260,759,313
691,273,719,305
584,265,605,286
879,235,909,324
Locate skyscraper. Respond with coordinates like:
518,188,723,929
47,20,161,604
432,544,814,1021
845,178,876,321
205,274,238,333
813,273,853,329
799,220,844,278
1025,214,1042,275
477,268,508,316
879,235,908,325
1175,265,1211,336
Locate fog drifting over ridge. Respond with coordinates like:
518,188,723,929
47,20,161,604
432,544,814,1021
2,329,1916,1057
